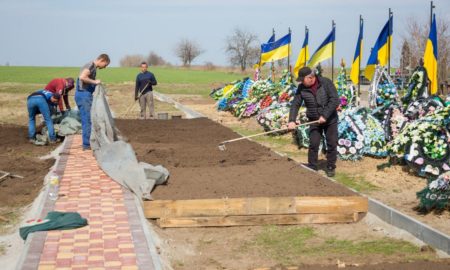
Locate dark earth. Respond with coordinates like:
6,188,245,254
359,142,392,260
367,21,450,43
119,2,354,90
115,118,356,200
0,124,55,207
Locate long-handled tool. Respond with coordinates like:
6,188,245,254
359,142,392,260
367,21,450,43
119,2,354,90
123,81,151,117
218,120,319,151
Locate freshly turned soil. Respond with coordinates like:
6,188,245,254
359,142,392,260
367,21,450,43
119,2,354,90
0,124,55,207
115,118,355,200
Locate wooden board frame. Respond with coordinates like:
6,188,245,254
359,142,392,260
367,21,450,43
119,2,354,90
144,196,368,228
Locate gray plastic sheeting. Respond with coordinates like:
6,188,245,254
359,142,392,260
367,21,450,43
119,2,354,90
90,85,169,200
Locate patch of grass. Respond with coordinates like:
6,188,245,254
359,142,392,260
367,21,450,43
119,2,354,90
334,172,380,193
252,225,316,264
0,243,4,255
247,226,434,265
313,237,419,256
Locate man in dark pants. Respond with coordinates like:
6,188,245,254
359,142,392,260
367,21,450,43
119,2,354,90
75,54,110,150
27,90,61,144
288,67,340,177
135,62,157,119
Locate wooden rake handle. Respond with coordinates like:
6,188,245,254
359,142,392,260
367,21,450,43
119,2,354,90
219,120,319,145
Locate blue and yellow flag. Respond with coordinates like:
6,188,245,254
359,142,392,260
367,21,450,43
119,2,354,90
260,33,291,65
308,27,335,68
350,20,363,85
424,14,438,95
293,30,310,78
364,16,393,80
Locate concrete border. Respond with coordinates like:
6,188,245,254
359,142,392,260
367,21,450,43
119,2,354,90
153,92,205,119
369,197,450,254
156,97,450,255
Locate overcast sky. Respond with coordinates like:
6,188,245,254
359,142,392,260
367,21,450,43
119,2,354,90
0,0,449,67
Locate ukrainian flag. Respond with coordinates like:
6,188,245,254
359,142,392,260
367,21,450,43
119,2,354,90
260,33,291,65
364,16,393,81
258,33,276,67
293,30,310,78
308,27,335,68
350,20,363,85
424,14,438,94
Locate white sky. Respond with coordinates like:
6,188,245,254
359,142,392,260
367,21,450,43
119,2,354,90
0,0,449,67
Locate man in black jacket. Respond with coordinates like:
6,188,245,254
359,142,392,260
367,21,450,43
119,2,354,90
288,67,340,177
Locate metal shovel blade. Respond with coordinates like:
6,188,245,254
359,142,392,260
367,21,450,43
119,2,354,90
218,144,227,151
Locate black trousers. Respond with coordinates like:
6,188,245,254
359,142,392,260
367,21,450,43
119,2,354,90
308,117,338,170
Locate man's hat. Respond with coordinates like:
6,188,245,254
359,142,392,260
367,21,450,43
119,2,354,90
53,93,61,100
296,67,314,82
65,77,75,90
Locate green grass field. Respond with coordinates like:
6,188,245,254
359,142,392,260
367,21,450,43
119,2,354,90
0,66,249,96
0,66,245,84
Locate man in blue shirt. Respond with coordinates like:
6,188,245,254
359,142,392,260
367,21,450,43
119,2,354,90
27,90,61,144
75,54,110,150
135,62,157,119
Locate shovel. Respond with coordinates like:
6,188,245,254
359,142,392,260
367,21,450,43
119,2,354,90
218,120,319,151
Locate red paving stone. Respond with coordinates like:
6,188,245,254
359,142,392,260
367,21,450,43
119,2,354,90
20,135,155,270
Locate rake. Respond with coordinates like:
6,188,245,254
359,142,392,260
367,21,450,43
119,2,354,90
218,120,319,151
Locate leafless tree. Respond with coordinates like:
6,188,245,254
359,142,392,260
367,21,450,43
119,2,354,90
119,54,145,67
400,40,412,75
225,28,260,71
174,39,204,67
403,16,450,84
147,51,166,66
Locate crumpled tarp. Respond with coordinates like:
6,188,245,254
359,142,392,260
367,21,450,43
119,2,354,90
34,110,82,145
90,85,169,200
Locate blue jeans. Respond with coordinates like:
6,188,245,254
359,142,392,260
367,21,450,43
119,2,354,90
27,96,56,141
75,90,93,148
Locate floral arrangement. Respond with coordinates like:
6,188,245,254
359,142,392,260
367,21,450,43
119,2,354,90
335,67,355,110
404,97,444,121
376,81,398,106
416,172,450,213
337,111,366,160
401,67,427,107
388,106,450,177
256,102,291,131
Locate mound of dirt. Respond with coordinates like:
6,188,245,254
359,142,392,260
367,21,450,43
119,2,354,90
115,118,355,200
0,124,56,207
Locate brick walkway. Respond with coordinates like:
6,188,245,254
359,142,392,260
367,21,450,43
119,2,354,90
20,135,157,270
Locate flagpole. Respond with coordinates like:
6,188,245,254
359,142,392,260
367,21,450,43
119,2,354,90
304,26,308,67
388,8,392,75
430,1,435,28
288,27,291,75
271,28,275,81
332,20,335,82
358,15,363,106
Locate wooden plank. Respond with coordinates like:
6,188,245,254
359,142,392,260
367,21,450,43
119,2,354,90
144,196,368,219
295,196,368,214
157,213,356,228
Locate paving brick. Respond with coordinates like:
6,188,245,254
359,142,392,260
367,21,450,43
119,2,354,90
17,135,155,270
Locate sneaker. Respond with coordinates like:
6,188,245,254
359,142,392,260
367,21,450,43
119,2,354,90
48,140,58,145
302,163,318,171
29,138,36,144
82,146,91,151
326,168,336,177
